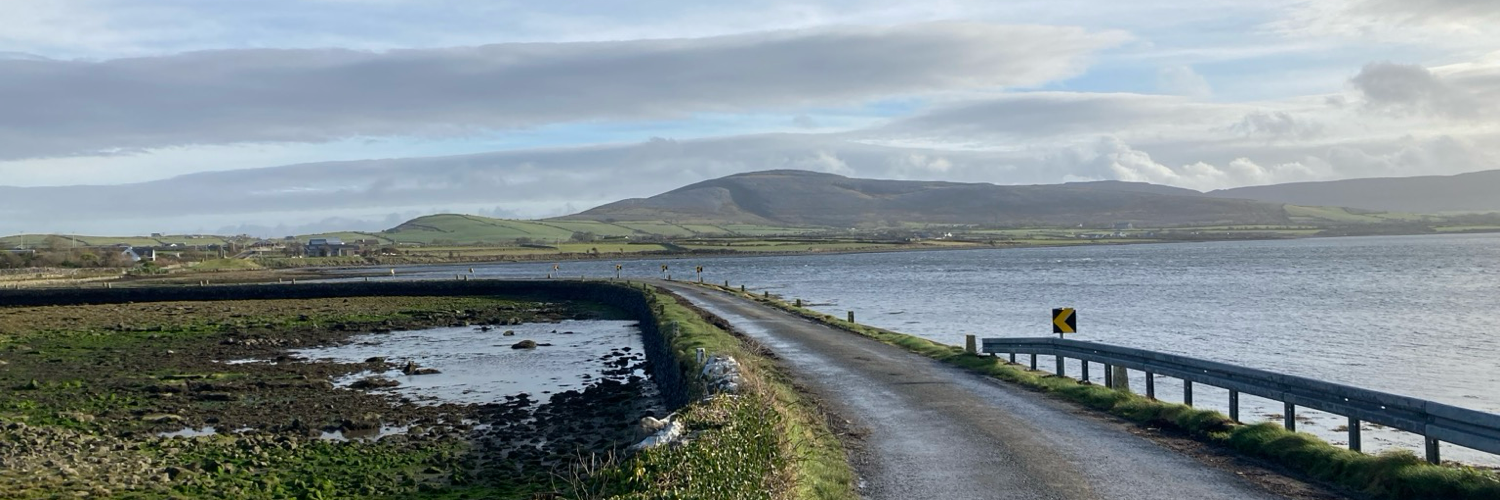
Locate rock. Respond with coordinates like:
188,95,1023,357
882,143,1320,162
502,330,515,336
194,392,238,402
364,356,386,364
350,377,400,390
511,340,538,349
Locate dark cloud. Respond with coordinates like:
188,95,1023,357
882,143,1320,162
0,22,1121,160
1349,62,1484,118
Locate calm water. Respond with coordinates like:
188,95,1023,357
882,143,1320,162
377,233,1500,463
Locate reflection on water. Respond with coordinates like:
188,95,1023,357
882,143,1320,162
294,320,651,406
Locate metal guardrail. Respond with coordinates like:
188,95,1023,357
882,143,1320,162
981,337,1500,464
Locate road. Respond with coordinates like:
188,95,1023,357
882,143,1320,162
657,281,1335,500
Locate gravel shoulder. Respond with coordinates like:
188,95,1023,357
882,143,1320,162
658,281,1349,500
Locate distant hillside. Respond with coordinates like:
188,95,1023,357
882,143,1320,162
1060,180,1204,198
1208,170,1500,213
564,170,1292,227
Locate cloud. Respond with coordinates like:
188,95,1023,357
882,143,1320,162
1229,111,1323,141
1272,0,1498,45
1349,62,1486,118
0,22,1124,160
1156,65,1212,97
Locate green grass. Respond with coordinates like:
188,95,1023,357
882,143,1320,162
706,283,1500,500
632,284,856,500
188,259,264,271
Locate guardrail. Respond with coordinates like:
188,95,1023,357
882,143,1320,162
981,337,1500,464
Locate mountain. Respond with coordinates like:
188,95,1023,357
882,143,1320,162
1208,170,1500,213
564,170,1292,227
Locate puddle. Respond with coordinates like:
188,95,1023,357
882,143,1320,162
294,320,654,406
158,426,217,438
320,425,412,441
222,359,264,365
156,426,253,438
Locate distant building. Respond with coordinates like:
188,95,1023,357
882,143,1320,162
150,233,164,238
123,247,156,262
1112,222,1135,230
306,238,355,257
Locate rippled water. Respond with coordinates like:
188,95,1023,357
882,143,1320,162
374,233,1500,463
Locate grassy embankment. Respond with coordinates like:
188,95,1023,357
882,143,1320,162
592,284,855,500
695,283,1500,500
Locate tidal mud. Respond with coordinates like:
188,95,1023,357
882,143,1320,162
0,294,666,498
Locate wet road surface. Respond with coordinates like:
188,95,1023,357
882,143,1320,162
658,281,1319,500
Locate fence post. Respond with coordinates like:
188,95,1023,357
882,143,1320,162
1112,366,1130,392
1284,402,1297,431
1183,380,1193,407
1145,372,1155,400
1426,438,1440,464
1229,390,1240,422
1349,417,1361,452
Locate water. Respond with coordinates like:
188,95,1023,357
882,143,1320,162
362,233,1500,464
294,320,652,406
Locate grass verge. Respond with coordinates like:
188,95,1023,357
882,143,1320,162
592,285,855,500
698,283,1500,500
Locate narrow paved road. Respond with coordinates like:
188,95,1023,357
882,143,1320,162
657,281,1320,500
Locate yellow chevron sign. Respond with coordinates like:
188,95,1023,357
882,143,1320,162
1052,308,1076,334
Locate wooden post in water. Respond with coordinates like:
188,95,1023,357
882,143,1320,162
1229,390,1240,422
1349,417,1362,452
1146,372,1156,399
1183,380,1194,407
1426,437,1440,464
1284,402,1297,431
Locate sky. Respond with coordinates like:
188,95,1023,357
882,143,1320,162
1,0,1497,236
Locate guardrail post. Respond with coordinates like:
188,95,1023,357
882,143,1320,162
1284,402,1296,431
1009,352,1016,364
1103,363,1113,388
1183,380,1193,407
1229,390,1240,422
847,311,855,323
1146,372,1155,399
1348,417,1361,453
1055,356,1065,377
1426,438,1440,464
1081,361,1090,382
1030,354,1037,370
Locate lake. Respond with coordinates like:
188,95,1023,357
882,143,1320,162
376,232,1500,463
